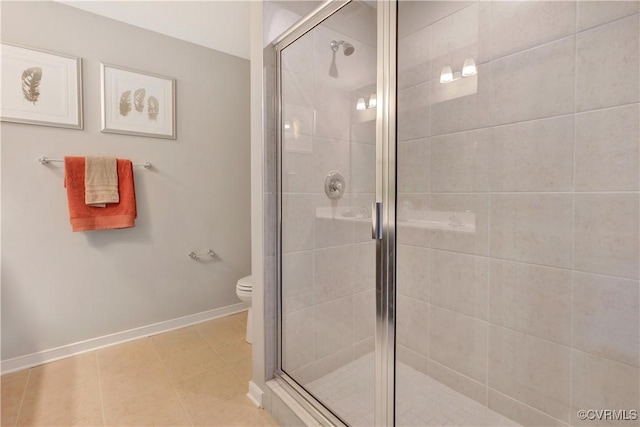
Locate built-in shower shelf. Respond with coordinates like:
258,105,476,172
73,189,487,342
315,207,476,233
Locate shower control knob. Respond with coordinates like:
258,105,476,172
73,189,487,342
324,171,345,200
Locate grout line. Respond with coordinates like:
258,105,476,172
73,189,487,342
13,369,31,427
569,4,579,423
95,352,107,427
396,245,640,282
149,335,195,427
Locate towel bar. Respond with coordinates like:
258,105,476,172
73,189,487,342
189,250,216,260
38,156,152,169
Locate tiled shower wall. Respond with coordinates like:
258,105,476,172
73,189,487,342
395,1,640,426
279,2,379,385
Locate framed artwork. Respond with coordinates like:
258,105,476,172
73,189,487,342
101,63,176,139
0,43,83,129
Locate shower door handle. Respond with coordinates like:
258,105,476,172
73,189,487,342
372,202,383,240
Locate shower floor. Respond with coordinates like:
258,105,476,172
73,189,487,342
306,353,520,427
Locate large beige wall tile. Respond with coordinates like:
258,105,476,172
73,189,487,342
430,2,491,79
398,82,431,141
489,116,574,192
491,37,574,125
398,24,431,90
428,360,487,405
578,0,640,31
282,149,318,193
490,194,572,268
574,194,640,279
428,193,490,256
572,350,640,426
430,306,487,383
311,138,351,199
398,139,431,193
351,142,375,193
313,80,351,141
314,198,354,250
432,64,492,136
430,250,488,319
573,272,639,367
353,289,375,343
488,390,568,427
281,29,313,75
314,245,354,304
397,244,430,302
350,242,376,293
281,194,314,253
574,104,640,191
397,345,429,375
491,1,576,59
397,295,429,357
313,297,353,360
283,308,314,372
430,128,491,192
576,15,640,111
282,70,313,108
282,250,313,314
489,260,571,345
489,325,571,421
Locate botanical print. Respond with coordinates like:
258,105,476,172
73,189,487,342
1,43,82,128
134,88,145,112
147,96,159,121
119,88,159,121
21,67,42,105
101,63,174,138
119,90,131,116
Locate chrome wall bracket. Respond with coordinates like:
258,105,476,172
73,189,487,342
324,171,345,200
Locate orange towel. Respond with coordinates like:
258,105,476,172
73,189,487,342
64,156,137,232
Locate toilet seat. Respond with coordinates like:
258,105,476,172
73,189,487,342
235,275,253,344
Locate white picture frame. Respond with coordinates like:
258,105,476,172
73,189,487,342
101,63,176,139
0,43,83,129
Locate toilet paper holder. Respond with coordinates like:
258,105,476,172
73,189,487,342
188,249,216,260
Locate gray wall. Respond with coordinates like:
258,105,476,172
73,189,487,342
1,1,251,360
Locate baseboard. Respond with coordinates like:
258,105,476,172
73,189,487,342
0,302,249,375
247,380,264,408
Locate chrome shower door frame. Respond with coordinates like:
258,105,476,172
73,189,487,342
272,1,398,425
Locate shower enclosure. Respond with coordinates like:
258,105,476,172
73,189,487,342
267,0,639,425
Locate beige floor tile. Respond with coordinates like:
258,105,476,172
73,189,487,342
102,385,190,427
175,366,246,417
228,311,248,327
1,370,30,427
97,338,160,369
207,336,252,365
187,395,278,427
18,376,102,426
151,326,208,359
26,353,99,395
159,342,226,382
227,357,252,385
195,317,245,343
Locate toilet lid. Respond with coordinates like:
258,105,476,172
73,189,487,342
237,284,252,290
237,275,253,288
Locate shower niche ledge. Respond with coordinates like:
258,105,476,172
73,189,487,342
315,206,476,233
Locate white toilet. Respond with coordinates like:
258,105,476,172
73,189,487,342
236,275,253,344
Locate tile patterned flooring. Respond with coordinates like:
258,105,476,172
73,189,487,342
307,353,520,427
0,311,278,427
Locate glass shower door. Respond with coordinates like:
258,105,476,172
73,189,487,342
395,1,640,426
278,2,379,424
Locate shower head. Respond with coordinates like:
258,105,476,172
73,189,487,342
330,40,355,56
